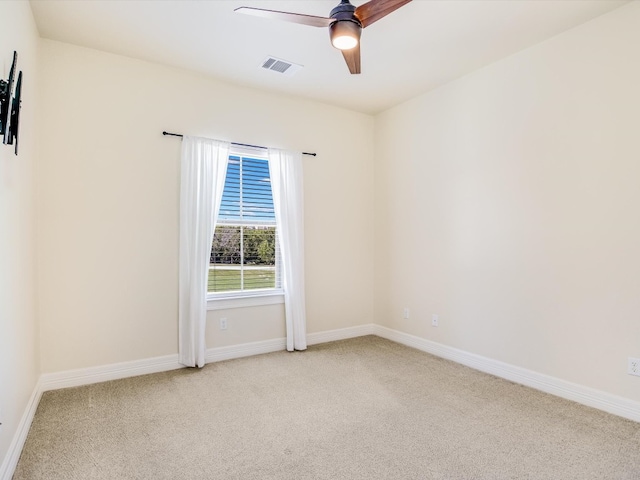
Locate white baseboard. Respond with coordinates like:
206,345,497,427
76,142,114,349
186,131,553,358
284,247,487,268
307,324,376,346
0,384,42,480
372,325,640,423
205,338,286,363
38,324,377,393
205,324,376,361
39,354,183,392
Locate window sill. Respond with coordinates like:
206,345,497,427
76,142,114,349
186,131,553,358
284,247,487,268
207,291,284,311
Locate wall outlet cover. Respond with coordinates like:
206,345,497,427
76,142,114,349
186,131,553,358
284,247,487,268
628,357,640,376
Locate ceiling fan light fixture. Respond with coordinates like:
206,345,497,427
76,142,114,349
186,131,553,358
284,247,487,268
330,20,361,50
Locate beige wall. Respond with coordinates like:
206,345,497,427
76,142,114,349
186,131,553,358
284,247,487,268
374,2,640,401
37,40,375,372
0,0,39,468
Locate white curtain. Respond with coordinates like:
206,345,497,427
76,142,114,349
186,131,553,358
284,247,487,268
268,149,307,351
179,136,230,367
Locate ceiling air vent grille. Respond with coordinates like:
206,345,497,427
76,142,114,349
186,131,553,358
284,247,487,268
261,56,303,77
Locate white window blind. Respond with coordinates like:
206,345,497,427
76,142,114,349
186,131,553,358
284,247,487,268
208,154,281,295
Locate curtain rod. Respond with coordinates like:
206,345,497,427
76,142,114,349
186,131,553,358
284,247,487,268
162,131,316,157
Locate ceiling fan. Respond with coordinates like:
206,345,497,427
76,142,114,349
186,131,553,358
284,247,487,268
235,0,412,74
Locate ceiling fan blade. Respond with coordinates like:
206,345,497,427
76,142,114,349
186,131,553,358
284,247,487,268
355,0,412,28
341,44,361,75
234,7,332,28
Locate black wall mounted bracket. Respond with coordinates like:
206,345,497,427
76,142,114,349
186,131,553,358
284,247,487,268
0,51,23,155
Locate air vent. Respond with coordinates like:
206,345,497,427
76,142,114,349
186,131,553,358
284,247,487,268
261,56,303,77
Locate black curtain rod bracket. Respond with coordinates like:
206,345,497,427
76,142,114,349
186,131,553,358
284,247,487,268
162,131,316,157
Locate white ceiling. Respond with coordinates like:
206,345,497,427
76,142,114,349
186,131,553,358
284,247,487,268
29,0,629,114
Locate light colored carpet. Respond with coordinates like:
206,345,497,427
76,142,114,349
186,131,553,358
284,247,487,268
13,336,640,479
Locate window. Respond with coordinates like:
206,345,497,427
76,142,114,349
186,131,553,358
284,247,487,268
208,152,282,303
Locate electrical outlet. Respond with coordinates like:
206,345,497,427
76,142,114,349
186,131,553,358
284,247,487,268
403,308,410,319
219,317,228,330
628,357,640,376
431,314,439,327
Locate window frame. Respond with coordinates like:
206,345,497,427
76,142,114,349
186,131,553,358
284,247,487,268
206,148,284,310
